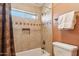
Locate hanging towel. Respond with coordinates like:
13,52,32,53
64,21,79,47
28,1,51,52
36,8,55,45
57,11,76,30
64,11,76,29
57,14,66,30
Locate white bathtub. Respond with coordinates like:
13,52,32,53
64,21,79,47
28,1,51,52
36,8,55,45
16,48,50,56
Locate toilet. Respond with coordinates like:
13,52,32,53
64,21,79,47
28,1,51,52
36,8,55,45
53,42,78,56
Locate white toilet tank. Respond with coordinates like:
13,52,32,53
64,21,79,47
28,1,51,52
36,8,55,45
53,42,78,56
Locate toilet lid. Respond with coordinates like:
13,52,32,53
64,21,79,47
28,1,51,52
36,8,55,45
53,42,78,51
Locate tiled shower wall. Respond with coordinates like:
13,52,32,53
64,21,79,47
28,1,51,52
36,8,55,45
11,3,42,53
41,4,53,55
12,16,42,52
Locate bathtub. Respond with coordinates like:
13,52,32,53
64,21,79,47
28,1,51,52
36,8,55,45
16,48,50,56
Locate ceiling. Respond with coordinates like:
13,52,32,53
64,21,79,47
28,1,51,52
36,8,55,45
28,3,52,8
28,3,45,7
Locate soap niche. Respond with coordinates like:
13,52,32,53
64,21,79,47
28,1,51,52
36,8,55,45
22,28,30,34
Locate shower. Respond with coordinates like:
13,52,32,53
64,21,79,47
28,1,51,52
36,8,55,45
0,3,53,56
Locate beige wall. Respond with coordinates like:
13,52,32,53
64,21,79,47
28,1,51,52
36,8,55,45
11,3,42,13
11,4,42,52
41,4,53,55
11,3,53,55
12,16,41,52
11,3,42,22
